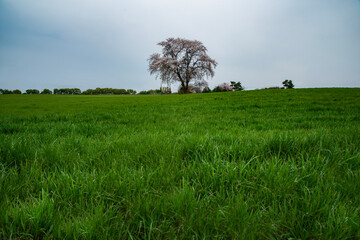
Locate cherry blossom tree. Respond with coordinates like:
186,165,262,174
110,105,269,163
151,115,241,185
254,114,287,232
148,38,217,93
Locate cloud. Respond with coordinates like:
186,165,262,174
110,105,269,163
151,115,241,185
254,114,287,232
0,0,359,91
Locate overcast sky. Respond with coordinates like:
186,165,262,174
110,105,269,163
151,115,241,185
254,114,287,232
1,0,359,92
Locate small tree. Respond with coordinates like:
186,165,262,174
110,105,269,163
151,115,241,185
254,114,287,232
230,81,244,91
282,79,294,89
148,38,217,94
202,87,211,93
41,89,52,94
26,89,39,94
13,89,22,94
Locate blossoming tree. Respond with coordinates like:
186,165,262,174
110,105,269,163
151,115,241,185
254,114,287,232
148,38,217,93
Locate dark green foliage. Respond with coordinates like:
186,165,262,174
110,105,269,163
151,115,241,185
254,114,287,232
202,87,212,93
212,86,222,92
283,79,295,89
230,81,244,91
138,89,162,95
82,88,137,95
0,88,359,239
26,89,40,94
266,86,281,89
126,89,137,95
0,89,14,94
54,88,81,95
13,89,22,94
41,89,52,94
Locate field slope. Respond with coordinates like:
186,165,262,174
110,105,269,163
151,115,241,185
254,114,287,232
0,88,359,239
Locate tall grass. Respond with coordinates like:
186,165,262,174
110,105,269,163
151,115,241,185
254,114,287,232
0,88,359,239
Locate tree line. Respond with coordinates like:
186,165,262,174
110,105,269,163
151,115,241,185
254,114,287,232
0,80,293,95
0,80,294,96
0,88,137,95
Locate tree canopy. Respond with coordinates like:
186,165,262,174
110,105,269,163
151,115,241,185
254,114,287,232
148,38,217,93
282,80,294,89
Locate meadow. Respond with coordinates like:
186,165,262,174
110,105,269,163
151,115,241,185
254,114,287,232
0,88,359,239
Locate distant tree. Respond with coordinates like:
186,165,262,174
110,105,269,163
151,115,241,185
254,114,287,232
81,88,137,95
126,89,137,95
282,79,294,89
118,89,128,95
230,81,244,91
41,89,52,94
138,89,162,95
202,87,212,93
26,89,40,94
54,88,81,95
2,89,13,94
13,89,22,94
213,83,233,92
148,89,162,95
148,37,217,94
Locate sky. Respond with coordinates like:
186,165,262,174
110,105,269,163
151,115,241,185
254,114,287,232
0,0,359,92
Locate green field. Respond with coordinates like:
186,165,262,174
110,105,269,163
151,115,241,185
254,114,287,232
1,88,359,239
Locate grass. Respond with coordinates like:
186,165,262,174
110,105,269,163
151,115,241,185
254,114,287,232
0,88,359,239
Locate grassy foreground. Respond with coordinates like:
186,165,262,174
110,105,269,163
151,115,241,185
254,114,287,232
0,88,359,239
